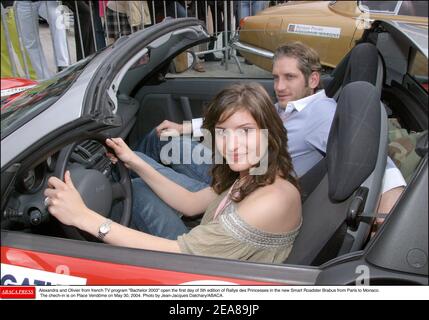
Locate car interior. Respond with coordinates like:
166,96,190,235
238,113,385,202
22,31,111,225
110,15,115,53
2,22,427,268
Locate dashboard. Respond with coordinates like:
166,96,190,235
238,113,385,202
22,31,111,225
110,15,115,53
15,155,56,194
3,140,115,230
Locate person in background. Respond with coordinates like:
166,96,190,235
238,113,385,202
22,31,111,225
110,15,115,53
238,0,268,20
149,1,205,72
64,1,106,61
149,0,186,24
192,1,222,62
105,1,151,44
15,0,70,79
0,1,14,8
237,1,268,63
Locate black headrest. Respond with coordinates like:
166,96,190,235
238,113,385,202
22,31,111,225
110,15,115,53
343,43,379,86
327,82,381,201
325,43,379,98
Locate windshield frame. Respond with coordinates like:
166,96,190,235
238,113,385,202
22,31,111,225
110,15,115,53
358,1,401,15
1,55,94,140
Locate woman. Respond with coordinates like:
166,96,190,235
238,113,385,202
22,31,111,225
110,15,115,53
44,83,302,264
105,1,152,44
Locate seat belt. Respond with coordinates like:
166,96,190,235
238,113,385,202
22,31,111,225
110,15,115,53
180,96,193,120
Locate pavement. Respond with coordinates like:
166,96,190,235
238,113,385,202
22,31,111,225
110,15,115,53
174,56,272,78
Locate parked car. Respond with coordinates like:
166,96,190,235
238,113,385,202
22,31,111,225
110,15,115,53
1,18,427,285
1,77,37,107
235,1,428,73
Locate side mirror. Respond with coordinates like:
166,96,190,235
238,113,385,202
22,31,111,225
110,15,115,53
170,50,196,74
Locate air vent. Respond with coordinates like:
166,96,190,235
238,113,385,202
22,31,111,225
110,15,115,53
72,140,104,165
80,140,103,156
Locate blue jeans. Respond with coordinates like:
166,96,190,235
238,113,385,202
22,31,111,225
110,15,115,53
131,151,209,240
238,1,268,20
136,129,213,184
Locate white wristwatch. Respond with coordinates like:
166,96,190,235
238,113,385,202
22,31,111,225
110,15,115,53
97,219,113,241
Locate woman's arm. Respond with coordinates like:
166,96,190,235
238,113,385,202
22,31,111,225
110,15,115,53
131,155,215,216
80,208,181,252
45,172,181,252
107,137,216,216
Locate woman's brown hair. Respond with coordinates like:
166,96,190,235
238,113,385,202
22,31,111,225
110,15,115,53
202,82,299,202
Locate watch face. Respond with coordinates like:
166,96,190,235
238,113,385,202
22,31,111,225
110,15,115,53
100,224,110,234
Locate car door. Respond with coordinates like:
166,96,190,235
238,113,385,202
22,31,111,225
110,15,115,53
1,232,321,285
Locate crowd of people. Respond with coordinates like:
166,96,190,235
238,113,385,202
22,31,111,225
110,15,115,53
1,1,290,79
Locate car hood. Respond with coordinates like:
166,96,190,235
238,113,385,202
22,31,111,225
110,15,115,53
0,78,38,97
258,1,328,14
257,1,334,17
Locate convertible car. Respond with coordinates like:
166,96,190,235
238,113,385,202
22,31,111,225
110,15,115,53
1,18,427,286
236,1,428,73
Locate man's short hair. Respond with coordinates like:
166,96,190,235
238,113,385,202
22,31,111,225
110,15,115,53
274,42,322,85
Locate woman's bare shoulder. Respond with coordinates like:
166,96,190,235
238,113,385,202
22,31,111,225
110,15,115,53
245,177,300,207
237,177,302,234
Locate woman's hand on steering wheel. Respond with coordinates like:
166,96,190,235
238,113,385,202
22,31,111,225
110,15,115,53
44,170,93,230
105,138,139,170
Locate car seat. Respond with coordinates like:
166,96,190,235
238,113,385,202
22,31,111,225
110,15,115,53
300,42,385,203
286,81,388,266
325,42,385,100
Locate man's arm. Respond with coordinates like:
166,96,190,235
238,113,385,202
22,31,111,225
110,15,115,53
155,119,205,138
156,120,191,136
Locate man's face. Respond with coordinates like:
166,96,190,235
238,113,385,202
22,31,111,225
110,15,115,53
272,56,314,109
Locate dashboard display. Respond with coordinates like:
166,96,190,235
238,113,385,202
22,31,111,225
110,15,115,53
22,169,36,191
46,155,56,172
17,165,44,193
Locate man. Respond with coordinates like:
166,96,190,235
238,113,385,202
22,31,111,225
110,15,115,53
132,42,405,238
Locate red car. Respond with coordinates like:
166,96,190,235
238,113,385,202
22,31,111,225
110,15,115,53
1,77,37,108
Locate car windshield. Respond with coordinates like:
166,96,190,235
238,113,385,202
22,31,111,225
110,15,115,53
359,1,428,17
1,57,91,139
359,1,399,13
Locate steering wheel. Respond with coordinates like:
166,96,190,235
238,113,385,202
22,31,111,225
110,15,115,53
53,133,132,240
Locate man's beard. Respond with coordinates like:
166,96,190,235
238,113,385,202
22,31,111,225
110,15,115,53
277,85,314,108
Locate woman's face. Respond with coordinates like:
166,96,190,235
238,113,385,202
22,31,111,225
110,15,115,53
215,109,268,174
